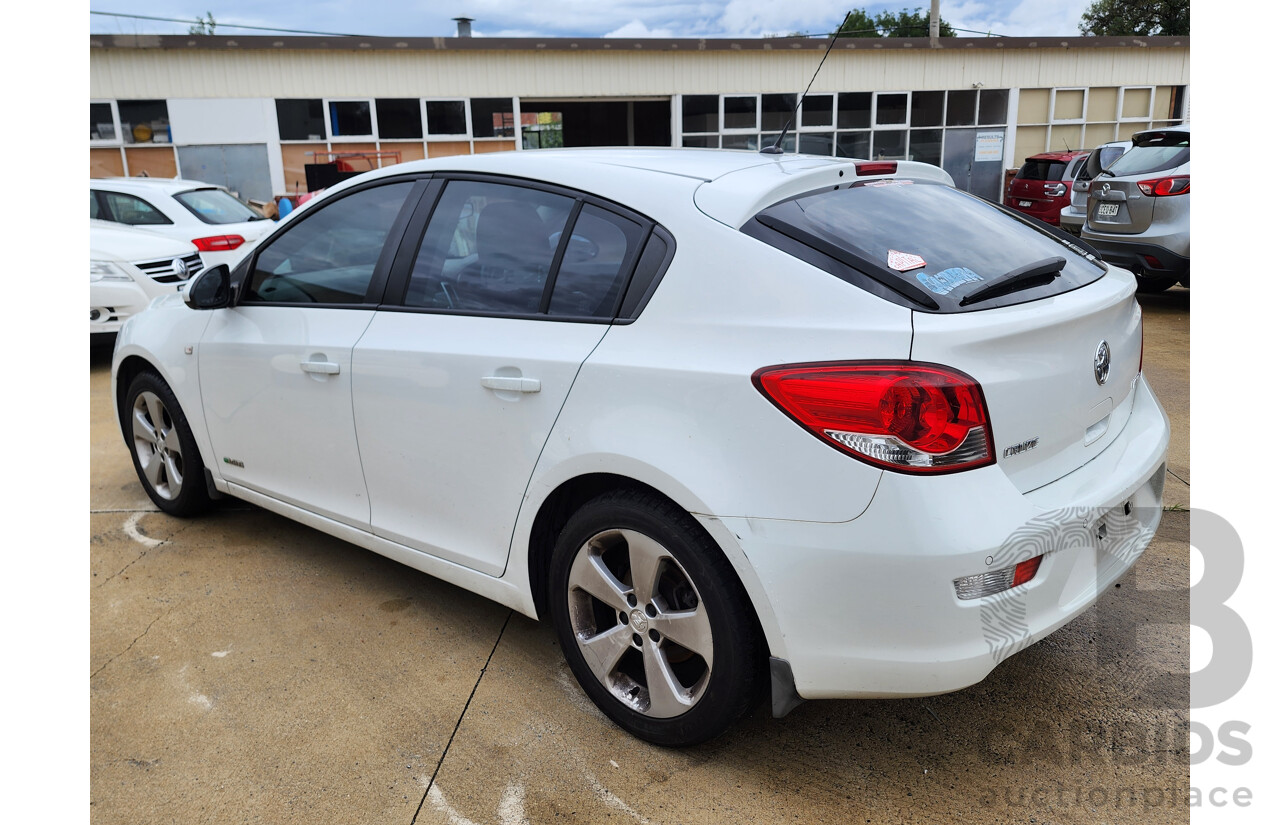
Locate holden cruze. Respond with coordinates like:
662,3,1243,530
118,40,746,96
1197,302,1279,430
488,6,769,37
111,148,1169,747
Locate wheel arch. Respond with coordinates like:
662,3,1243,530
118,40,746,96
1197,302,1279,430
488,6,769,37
522,471,785,661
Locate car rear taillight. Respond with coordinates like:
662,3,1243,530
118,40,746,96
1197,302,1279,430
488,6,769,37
1136,175,1189,197
192,235,246,252
856,161,898,176
753,362,995,474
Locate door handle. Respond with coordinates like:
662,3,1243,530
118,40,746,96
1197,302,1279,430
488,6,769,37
300,360,341,375
481,376,541,393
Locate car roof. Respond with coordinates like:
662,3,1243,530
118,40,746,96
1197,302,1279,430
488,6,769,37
90,177,220,193
1024,150,1089,161
299,148,953,230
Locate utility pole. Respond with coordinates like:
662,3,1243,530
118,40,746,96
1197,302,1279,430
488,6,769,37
929,0,940,48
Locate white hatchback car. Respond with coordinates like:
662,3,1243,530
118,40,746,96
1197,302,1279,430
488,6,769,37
90,177,275,268
90,220,204,339
112,149,1169,746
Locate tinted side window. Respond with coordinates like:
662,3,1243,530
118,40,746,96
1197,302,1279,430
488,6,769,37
548,205,645,318
244,182,414,304
98,191,172,226
405,181,573,314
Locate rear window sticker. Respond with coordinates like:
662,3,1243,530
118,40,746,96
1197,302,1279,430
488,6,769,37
916,266,984,296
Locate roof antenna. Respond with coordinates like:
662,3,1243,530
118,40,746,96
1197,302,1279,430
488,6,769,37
761,11,851,155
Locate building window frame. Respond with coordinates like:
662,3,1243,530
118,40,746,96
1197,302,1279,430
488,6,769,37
90,100,122,146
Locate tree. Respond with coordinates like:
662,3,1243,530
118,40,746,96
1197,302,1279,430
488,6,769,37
188,12,217,36
1079,0,1189,36
838,7,956,38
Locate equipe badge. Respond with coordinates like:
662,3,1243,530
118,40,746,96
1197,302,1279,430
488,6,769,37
887,250,927,271
916,266,985,296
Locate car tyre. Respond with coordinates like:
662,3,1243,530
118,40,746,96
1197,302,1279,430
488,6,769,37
549,489,765,747
124,371,213,517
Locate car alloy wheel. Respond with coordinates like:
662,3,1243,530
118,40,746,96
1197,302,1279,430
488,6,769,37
566,527,714,717
131,390,184,501
550,490,765,746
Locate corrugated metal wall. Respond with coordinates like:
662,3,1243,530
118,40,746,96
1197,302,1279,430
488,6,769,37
90,46,1190,100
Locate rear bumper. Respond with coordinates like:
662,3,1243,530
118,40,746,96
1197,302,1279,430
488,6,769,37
1007,198,1066,226
1059,206,1086,235
1081,236,1190,278
715,373,1169,699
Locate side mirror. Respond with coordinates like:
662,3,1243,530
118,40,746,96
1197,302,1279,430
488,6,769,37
184,264,231,310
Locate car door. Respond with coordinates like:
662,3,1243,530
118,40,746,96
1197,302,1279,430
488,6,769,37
199,178,424,529
352,177,650,576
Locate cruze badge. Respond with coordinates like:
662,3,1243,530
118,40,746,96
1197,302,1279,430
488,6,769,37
1003,437,1040,459
1094,340,1111,385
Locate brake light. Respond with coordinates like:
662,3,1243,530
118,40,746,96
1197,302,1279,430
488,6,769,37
856,161,898,176
753,362,995,474
1136,175,1189,197
192,235,246,252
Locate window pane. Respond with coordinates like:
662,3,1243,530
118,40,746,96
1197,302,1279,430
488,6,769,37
724,96,757,130
376,98,423,139
682,134,719,148
837,93,871,129
329,101,372,137
98,191,171,226
721,133,759,150
835,131,870,158
91,103,115,141
426,101,467,135
946,90,977,126
800,94,833,127
470,98,515,138
405,181,573,314
798,133,835,156
246,182,414,304
761,93,796,131
118,100,170,144
549,205,646,318
682,95,719,133
762,133,796,153
875,93,907,126
276,99,325,141
978,89,1009,124
173,188,262,225
911,91,944,127
872,130,907,160
909,129,943,166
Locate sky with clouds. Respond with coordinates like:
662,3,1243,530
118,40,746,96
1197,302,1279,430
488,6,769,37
89,1,1098,40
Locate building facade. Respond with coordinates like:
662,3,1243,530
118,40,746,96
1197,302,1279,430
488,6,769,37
89,34,1189,203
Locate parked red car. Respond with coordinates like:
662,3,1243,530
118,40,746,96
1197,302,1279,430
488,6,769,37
1005,150,1089,226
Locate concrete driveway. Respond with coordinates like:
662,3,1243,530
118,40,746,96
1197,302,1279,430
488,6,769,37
90,289,1190,824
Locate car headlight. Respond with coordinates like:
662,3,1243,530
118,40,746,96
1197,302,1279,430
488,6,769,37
90,260,132,282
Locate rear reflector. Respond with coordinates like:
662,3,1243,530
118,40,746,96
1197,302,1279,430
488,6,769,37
192,234,246,252
954,554,1044,600
1141,254,1165,270
856,161,898,176
753,362,995,474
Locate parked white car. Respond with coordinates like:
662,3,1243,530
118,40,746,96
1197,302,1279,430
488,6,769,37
90,220,204,339
112,149,1169,746
90,177,275,268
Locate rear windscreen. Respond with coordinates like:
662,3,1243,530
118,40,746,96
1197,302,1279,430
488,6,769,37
1016,160,1067,181
745,179,1107,314
1106,132,1189,177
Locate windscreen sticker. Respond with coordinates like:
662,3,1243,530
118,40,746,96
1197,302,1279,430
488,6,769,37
917,266,984,296
887,250,927,271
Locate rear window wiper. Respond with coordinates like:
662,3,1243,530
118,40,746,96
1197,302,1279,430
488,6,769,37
1096,169,1116,178
958,256,1066,307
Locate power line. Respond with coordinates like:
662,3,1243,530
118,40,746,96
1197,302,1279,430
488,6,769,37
90,10,363,37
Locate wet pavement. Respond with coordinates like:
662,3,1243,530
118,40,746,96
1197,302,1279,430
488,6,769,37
90,288,1190,824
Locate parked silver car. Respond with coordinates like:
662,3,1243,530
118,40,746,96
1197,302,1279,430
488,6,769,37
1081,125,1189,292
1059,140,1131,236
